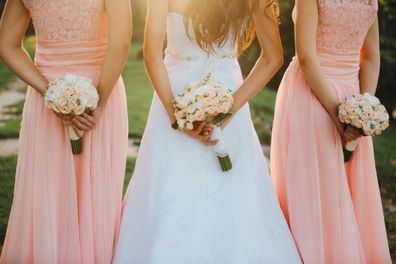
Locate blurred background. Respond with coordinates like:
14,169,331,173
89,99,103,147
0,0,395,259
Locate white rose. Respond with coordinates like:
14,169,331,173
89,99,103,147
64,74,77,84
177,119,186,129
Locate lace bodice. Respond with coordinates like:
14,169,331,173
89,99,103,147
22,0,107,44
294,0,377,54
22,0,109,70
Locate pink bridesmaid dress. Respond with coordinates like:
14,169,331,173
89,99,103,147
0,0,128,263
270,0,392,263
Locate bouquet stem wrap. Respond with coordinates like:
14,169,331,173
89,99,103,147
67,126,82,154
210,125,232,172
343,140,358,162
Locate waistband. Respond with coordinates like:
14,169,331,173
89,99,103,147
291,51,360,81
34,40,107,71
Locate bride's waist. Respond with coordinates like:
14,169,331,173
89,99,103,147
34,40,107,70
164,49,238,64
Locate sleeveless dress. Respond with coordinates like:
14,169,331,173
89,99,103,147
0,0,128,263
112,13,301,264
270,0,392,263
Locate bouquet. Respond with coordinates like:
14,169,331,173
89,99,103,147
172,73,234,171
44,74,99,154
338,92,389,161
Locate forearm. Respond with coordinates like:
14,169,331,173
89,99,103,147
96,44,130,108
299,56,340,120
359,55,380,95
233,55,282,112
0,46,47,94
144,57,176,123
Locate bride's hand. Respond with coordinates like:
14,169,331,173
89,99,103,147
182,122,219,146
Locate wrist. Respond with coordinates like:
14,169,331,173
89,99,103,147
39,82,49,97
97,99,107,110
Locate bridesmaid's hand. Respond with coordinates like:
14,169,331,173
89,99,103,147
343,125,362,142
182,122,219,146
71,107,103,132
55,112,74,122
62,119,84,138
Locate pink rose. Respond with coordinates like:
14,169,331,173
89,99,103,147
353,119,364,129
186,122,194,130
359,112,370,121
58,96,69,107
344,104,355,114
362,105,373,113
375,129,383,135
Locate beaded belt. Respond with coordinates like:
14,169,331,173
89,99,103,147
164,50,238,61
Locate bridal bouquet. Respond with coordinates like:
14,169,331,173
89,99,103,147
172,73,234,171
44,74,99,154
339,92,389,161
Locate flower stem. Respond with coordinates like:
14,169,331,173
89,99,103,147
71,139,82,154
218,155,232,172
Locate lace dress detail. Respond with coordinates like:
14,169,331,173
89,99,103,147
22,0,107,43
316,0,377,53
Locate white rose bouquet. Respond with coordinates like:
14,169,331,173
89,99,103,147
172,73,234,171
338,92,389,161
44,74,99,154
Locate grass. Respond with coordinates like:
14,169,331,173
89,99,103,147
0,65,14,93
123,45,152,138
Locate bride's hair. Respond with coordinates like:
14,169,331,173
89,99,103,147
184,0,279,54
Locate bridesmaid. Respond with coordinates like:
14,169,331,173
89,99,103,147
270,0,392,262
0,0,131,263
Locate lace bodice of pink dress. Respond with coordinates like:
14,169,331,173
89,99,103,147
22,0,108,70
294,0,378,54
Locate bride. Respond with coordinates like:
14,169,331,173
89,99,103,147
113,0,301,262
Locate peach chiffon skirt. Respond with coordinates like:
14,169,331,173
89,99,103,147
0,44,128,263
271,52,392,263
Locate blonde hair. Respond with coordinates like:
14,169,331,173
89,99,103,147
184,0,279,54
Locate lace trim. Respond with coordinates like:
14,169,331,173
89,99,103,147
164,50,238,61
316,3,377,53
22,0,107,43
319,0,377,7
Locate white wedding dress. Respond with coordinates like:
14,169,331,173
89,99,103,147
113,13,301,263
